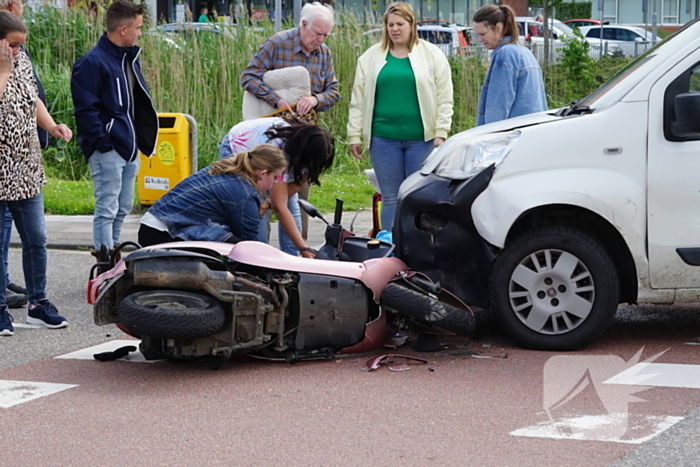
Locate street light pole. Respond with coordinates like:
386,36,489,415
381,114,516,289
275,0,282,31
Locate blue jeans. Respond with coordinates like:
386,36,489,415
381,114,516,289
256,194,301,256
369,136,434,230
279,193,301,256
0,194,47,305
3,207,12,285
89,150,140,250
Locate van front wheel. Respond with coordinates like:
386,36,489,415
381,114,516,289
490,226,619,350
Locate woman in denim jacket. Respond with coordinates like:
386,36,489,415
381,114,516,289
473,4,547,126
137,144,287,247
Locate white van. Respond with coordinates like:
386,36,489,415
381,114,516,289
393,19,700,351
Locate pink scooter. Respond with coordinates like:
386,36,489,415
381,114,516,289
87,199,475,367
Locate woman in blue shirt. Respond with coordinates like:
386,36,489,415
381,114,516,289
473,4,548,126
138,144,287,247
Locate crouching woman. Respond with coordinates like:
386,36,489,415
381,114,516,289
138,144,287,247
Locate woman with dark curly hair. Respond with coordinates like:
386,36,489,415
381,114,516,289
220,117,334,258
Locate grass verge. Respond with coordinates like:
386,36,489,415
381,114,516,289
43,173,376,216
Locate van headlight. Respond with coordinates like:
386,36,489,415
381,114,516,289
421,130,520,180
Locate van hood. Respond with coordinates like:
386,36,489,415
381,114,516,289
465,110,561,135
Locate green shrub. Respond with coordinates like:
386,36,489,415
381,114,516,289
560,29,596,101
529,1,593,21
556,2,592,21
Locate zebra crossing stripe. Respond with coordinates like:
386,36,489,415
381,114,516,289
0,380,78,409
54,340,156,363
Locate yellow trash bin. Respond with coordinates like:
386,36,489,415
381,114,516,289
138,113,198,206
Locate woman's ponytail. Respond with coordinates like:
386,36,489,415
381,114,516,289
209,144,287,188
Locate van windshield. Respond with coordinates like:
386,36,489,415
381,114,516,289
579,19,700,109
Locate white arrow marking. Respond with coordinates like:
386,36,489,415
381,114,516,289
605,363,700,389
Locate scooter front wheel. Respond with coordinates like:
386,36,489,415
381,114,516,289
380,283,476,336
118,290,225,339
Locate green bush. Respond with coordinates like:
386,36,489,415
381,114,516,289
529,1,593,21
556,2,593,21
560,29,596,100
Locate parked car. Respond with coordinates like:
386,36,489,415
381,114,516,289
516,17,624,61
364,23,486,59
416,23,485,59
564,19,608,28
393,18,700,351
579,24,663,57
150,22,235,40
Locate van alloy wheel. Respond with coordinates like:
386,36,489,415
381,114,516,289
490,226,619,350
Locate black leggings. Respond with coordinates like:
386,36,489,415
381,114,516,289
138,224,182,247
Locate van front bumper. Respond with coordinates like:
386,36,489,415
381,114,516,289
393,166,496,309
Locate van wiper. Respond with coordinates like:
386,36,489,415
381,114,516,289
556,99,592,117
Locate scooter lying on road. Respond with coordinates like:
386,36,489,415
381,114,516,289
87,199,475,367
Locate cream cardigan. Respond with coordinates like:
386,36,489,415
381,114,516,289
347,39,454,146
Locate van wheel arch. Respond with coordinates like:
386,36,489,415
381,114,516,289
504,204,637,304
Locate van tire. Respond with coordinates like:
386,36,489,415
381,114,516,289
118,290,225,339
490,226,619,350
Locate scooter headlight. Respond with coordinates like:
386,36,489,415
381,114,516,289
421,130,520,180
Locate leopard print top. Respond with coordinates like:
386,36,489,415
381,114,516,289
0,51,44,201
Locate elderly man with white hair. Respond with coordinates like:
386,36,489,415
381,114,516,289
240,1,340,116
240,1,340,245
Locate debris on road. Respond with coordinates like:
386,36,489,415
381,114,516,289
363,354,429,372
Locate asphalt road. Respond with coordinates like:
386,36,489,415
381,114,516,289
1,248,700,466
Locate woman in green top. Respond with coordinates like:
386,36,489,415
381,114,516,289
347,2,453,230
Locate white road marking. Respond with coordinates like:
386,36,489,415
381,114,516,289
511,414,683,444
55,339,159,363
0,380,78,409
605,363,700,389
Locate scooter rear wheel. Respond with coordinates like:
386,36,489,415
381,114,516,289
118,290,225,339
380,283,476,336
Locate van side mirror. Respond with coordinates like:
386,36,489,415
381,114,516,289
671,92,700,140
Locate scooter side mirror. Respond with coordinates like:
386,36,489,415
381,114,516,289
298,199,328,224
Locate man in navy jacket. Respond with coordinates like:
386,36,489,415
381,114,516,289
71,0,158,253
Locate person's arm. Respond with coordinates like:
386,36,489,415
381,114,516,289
71,57,111,152
235,195,263,241
36,99,72,141
347,55,367,159
0,40,12,99
432,49,454,145
483,58,517,125
311,54,340,112
270,181,313,258
239,39,284,109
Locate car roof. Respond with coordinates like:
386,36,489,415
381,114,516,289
154,22,224,31
417,24,466,32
